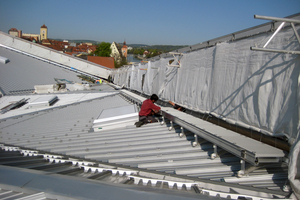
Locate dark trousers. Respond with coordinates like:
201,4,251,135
139,115,158,124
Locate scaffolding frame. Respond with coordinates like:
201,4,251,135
250,15,300,54
167,52,183,67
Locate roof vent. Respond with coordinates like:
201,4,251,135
28,95,58,109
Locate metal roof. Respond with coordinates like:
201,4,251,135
0,39,292,199
0,150,205,200
0,93,290,199
0,46,96,95
120,90,286,165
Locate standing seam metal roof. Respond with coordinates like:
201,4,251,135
0,92,289,199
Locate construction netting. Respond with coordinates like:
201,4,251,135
112,25,300,143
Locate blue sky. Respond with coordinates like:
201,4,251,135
0,0,299,45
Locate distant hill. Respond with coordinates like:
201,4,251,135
48,39,187,51
127,44,188,52
147,45,188,52
69,40,101,44
49,39,101,44
128,44,149,48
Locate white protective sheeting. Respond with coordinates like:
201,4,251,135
289,132,300,200
0,32,110,79
112,25,300,144
129,63,147,91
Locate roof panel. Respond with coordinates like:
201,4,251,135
0,47,83,95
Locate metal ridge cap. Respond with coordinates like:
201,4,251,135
0,165,201,200
0,144,288,197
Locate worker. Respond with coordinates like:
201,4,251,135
135,94,161,127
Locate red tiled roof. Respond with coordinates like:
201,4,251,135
41,24,47,28
64,52,73,56
87,56,115,69
42,39,51,44
21,35,39,42
9,28,18,32
49,45,63,51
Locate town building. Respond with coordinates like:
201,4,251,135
8,24,48,43
7,25,114,68
87,56,115,69
121,40,128,58
110,42,122,64
8,28,19,37
40,24,48,41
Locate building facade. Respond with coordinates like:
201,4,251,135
8,24,48,43
8,28,18,37
121,41,128,59
110,42,122,64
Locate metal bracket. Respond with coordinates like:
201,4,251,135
167,52,183,67
211,144,218,159
179,127,184,138
168,121,174,131
237,159,246,177
192,134,198,147
160,116,165,125
250,15,300,54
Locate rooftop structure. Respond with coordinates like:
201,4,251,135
0,13,299,200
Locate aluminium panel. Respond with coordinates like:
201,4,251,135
93,104,139,132
96,104,138,119
0,56,9,64
28,95,58,108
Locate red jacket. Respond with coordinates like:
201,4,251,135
139,99,161,116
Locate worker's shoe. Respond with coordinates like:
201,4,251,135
135,121,144,127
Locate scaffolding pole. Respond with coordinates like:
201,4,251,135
251,14,300,54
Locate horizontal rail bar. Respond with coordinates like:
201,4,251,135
254,15,300,24
250,47,300,54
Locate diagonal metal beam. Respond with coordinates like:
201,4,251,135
251,14,300,54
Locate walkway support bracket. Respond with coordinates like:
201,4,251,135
161,110,285,166
211,144,218,159
192,134,198,147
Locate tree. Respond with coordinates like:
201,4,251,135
114,57,128,68
92,42,111,57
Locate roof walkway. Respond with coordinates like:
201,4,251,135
120,89,285,167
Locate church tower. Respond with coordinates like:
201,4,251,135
121,40,128,58
40,24,48,41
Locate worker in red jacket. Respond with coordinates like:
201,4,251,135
135,94,161,127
